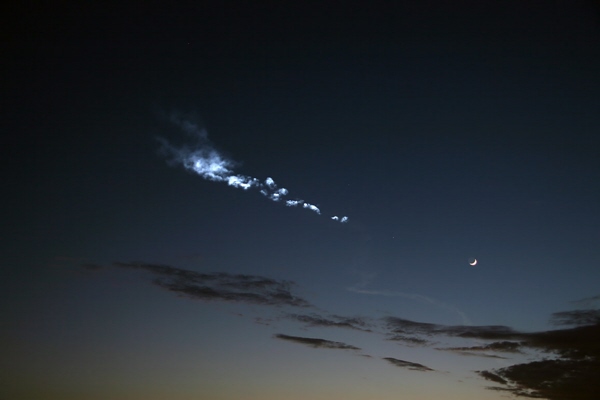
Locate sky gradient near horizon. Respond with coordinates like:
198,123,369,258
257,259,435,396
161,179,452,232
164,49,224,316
3,1,600,399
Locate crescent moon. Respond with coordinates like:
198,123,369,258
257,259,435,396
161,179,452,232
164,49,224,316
469,258,477,266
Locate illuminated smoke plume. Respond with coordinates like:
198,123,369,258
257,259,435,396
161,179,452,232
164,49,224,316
158,114,348,223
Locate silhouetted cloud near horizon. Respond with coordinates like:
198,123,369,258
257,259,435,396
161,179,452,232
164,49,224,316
88,263,600,398
286,313,372,331
387,334,431,345
110,262,311,307
274,334,360,350
384,316,518,339
476,323,600,399
383,357,433,372
480,357,600,399
478,370,508,385
438,341,522,358
571,294,600,308
550,309,600,326
384,313,600,399
445,341,521,352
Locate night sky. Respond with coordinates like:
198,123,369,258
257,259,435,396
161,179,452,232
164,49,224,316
3,1,600,399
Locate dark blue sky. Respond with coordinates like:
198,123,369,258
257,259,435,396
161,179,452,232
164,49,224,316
3,2,600,399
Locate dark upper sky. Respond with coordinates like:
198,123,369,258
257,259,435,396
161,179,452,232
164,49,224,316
3,1,600,399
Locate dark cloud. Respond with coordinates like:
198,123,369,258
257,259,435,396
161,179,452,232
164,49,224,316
478,370,508,385
550,309,600,327
438,341,522,357
441,350,508,359
387,334,431,346
479,323,600,399
383,317,441,336
522,323,600,359
571,294,600,308
383,357,434,372
111,262,311,307
385,313,600,357
483,386,545,398
286,313,372,331
385,314,600,398
92,262,600,398
274,334,360,350
481,358,600,399
384,316,518,339
473,341,522,352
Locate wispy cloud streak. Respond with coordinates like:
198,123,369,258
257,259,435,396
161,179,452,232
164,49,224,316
348,286,471,325
383,357,434,372
286,313,372,331
86,260,600,398
437,341,522,358
550,309,600,326
112,262,311,307
274,334,360,350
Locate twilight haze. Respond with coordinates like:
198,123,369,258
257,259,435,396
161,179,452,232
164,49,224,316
3,1,600,399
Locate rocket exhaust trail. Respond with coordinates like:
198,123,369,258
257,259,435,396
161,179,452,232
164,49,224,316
158,114,348,223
